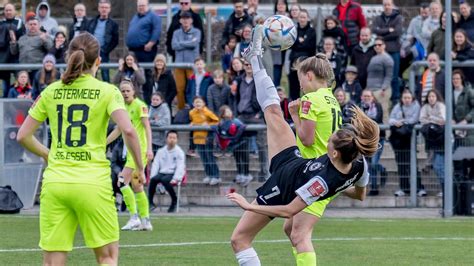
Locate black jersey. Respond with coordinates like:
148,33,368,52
256,146,368,206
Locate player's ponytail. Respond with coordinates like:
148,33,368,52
62,33,100,85
294,53,335,88
333,106,379,164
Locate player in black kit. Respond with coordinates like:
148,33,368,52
227,24,380,266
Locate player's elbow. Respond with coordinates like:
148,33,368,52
16,131,28,145
121,126,136,139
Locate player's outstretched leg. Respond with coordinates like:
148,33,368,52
242,25,296,161
231,201,272,266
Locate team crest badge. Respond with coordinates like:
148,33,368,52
301,101,311,114
307,177,328,197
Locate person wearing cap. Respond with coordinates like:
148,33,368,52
32,54,60,100
9,16,53,82
35,1,58,36
342,65,363,104
172,10,202,110
166,0,204,61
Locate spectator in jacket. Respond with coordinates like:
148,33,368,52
320,16,348,64
359,89,386,196
366,37,394,123
421,1,442,48
149,92,171,153
289,4,301,23
288,9,317,100
69,3,90,41
234,24,252,58
8,71,32,99
32,54,60,100
350,27,376,89
333,0,367,54
452,29,474,84
342,65,363,104
173,11,202,110
9,17,53,82
334,87,355,124
427,11,447,60
149,130,186,213
458,1,474,42
277,87,292,124
1,3,26,94
166,0,204,61
389,89,425,197
222,35,238,72
207,69,230,114
49,31,67,64
186,58,213,106
452,70,474,180
221,0,253,50
271,0,290,87
126,0,161,103
189,96,220,185
88,0,119,83
372,0,403,103
322,37,343,87
227,57,245,85
112,52,146,99
418,52,445,103
35,1,58,36
419,89,445,196
151,54,177,109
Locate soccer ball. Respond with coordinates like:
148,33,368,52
262,15,297,51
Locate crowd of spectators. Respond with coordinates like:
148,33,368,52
1,0,474,198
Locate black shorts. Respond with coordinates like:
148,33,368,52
256,146,308,206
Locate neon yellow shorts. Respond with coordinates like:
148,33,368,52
124,151,147,170
39,183,119,251
302,193,339,217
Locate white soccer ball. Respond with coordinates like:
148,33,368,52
262,15,297,51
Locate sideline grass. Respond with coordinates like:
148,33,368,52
0,215,473,265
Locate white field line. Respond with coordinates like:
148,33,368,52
0,237,473,253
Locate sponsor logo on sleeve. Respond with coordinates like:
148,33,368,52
142,106,148,114
301,100,312,114
307,177,328,197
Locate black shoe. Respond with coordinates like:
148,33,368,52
120,202,127,212
167,204,177,213
368,190,379,196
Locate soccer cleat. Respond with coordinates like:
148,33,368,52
121,214,141,231
240,175,254,187
241,24,264,63
134,218,153,231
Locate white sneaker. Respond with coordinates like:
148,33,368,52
121,214,141,231
209,178,221,186
241,24,264,62
240,175,254,187
134,217,153,231
203,176,211,184
394,190,405,197
235,174,243,184
417,189,427,197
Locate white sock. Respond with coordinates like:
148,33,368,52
235,247,261,266
253,68,280,111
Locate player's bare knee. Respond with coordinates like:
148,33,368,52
230,231,249,251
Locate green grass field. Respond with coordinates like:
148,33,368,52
0,215,473,265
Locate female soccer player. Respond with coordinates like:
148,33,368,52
227,25,379,266
107,80,154,231
17,32,144,265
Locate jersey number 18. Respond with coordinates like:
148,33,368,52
56,104,89,147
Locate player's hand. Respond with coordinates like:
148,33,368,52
226,192,251,210
146,149,154,162
288,99,301,116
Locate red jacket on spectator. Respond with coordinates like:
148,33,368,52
333,0,367,48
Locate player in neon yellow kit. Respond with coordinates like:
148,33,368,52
285,54,342,265
17,33,144,265
107,80,154,231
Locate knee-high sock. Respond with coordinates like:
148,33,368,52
296,252,316,266
120,185,137,216
250,55,280,111
135,191,149,218
235,247,261,266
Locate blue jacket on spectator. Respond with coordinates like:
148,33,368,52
126,10,161,49
185,72,213,106
87,15,119,55
172,26,201,63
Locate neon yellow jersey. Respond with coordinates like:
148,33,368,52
296,88,342,158
28,74,125,186
125,98,149,153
